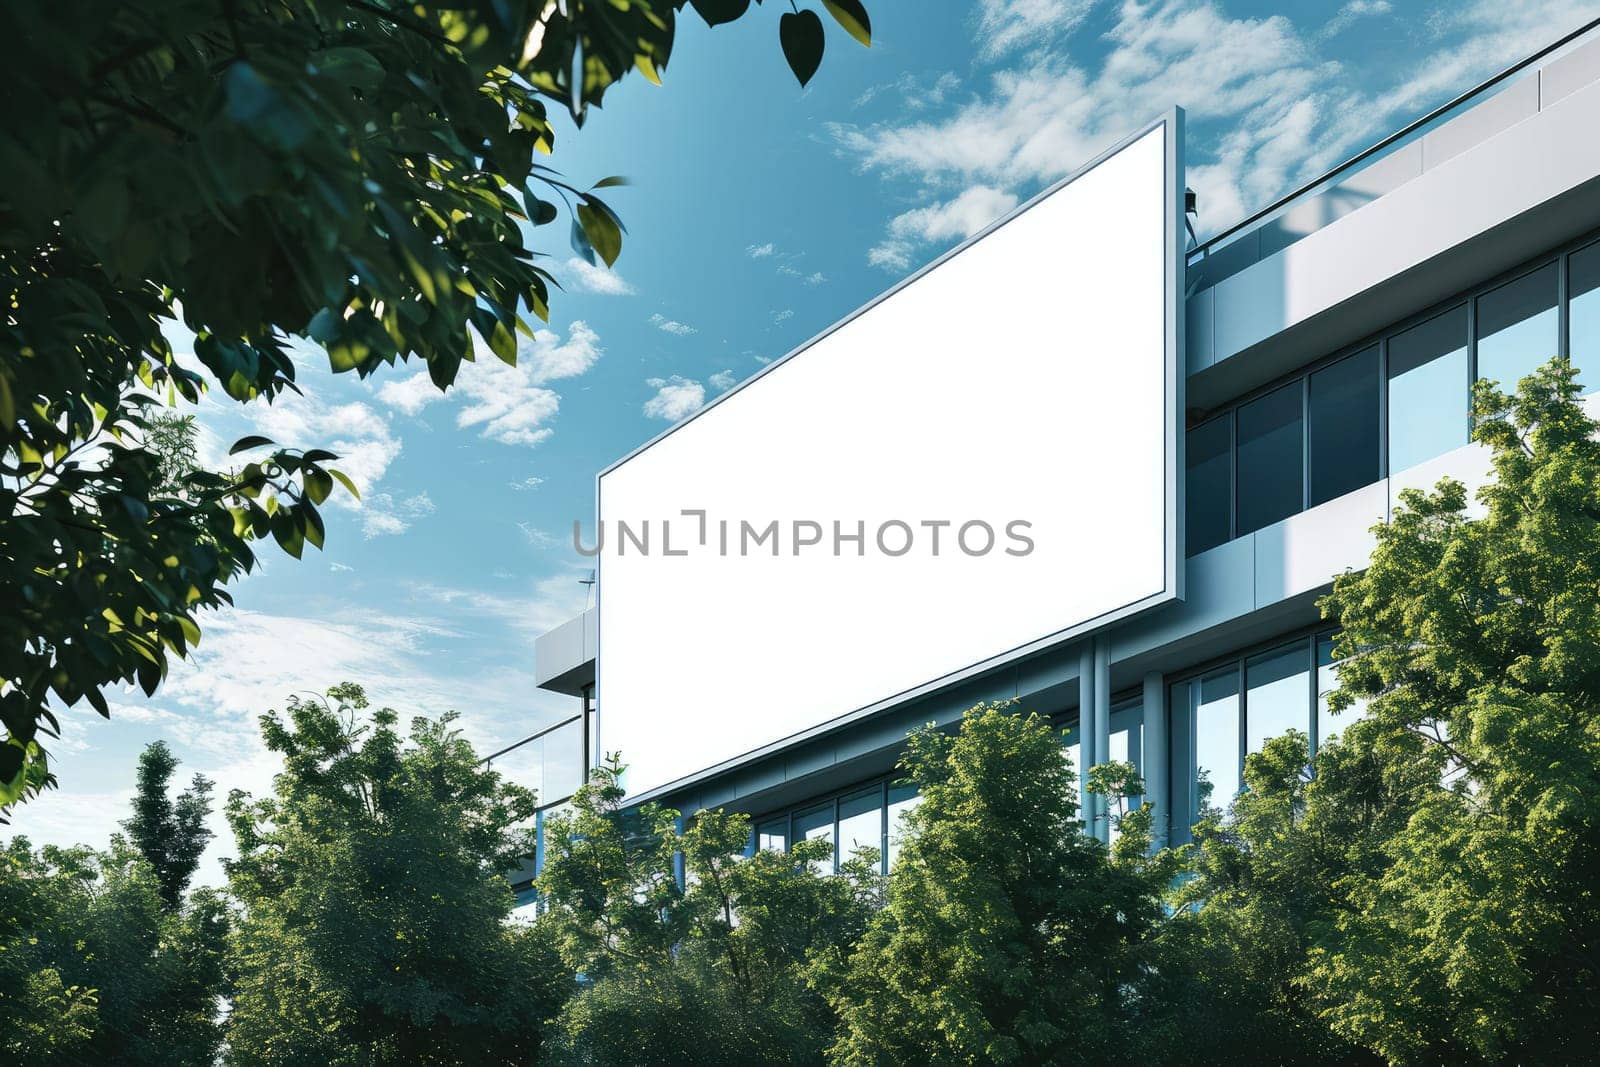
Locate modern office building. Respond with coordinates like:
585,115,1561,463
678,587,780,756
513,22,1600,887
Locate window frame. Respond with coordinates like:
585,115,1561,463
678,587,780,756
1185,228,1600,556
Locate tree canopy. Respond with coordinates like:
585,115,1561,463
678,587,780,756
0,836,229,1064
123,740,215,908
222,683,566,1064
826,704,1176,1065
0,0,871,809
537,757,879,1065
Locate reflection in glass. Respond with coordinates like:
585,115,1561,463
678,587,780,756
1571,242,1600,392
1245,642,1311,760
1388,306,1468,472
838,787,884,871
1061,719,1081,785
1191,667,1241,812
793,802,835,874
886,783,919,870
756,818,788,853
1187,416,1232,554
1477,263,1558,397
1236,383,1304,535
1317,632,1371,750
1310,347,1380,506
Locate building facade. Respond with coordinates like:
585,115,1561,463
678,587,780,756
518,24,1600,885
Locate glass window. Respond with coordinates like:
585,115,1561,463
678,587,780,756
1190,666,1241,814
886,783,919,870
1108,703,1144,849
1236,383,1304,535
1187,415,1232,554
793,802,835,874
838,787,884,871
1316,632,1371,750
1309,347,1380,506
1388,306,1468,472
1570,242,1600,392
1477,263,1558,397
1245,641,1312,763
1061,718,1081,782
756,817,788,853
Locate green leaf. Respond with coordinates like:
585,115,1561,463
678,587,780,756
528,197,559,226
328,469,361,500
577,200,623,267
691,0,750,27
822,0,872,47
271,509,305,559
229,435,276,455
779,10,826,88
592,175,632,189
303,505,326,550
304,468,334,505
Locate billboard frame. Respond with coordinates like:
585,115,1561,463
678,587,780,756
596,108,1186,804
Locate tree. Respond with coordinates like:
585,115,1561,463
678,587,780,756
1157,727,1398,1066
0,0,871,806
0,836,229,1065
538,757,878,1065
825,703,1175,1066
123,739,215,908
222,682,566,1064
1301,357,1600,1064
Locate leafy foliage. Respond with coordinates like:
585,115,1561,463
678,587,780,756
0,836,228,1065
825,704,1175,1065
222,682,566,1065
1170,358,1600,1065
1159,728,1397,1065
538,757,879,1065
1305,357,1600,1063
123,739,215,908
0,0,869,807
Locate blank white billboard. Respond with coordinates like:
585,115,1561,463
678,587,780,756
598,115,1183,801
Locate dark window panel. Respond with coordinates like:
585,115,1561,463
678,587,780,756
1236,383,1304,535
1186,416,1232,555
1309,346,1381,506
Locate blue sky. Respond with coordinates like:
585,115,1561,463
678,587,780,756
12,0,1599,876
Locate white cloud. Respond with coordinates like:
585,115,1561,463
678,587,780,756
1322,0,1391,37
649,312,698,337
746,242,776,258
564,256,636,296
643,376,707,421
868,185,1021,271
23,571,597,882
975,0,1098,60
836,0,1600,267
330,561,354,572
709,370,738,391
773,309,795,324
517,522,559,549
855,71,962,110
778,264,829,285
509,475,545,491
361,491,435,539
244,392,402,513
376,322,603,448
